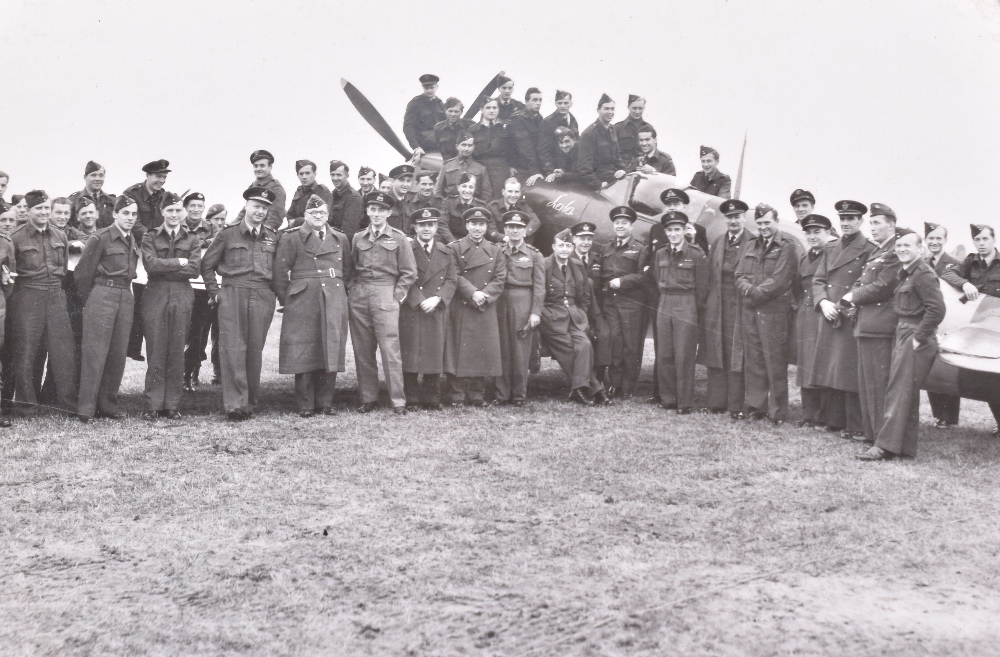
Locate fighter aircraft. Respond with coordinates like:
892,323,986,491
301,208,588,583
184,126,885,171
342,74,1000,429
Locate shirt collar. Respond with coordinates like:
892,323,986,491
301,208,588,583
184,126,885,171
27,222,49,236
902,259,921,274
982,249,998,266
728,229,744,242
110,224,129,242
240,220,261,235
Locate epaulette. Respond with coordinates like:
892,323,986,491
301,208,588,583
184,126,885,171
525,243,540,252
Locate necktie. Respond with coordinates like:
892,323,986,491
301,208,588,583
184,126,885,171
561,263,567,277
424,242,432,257
251,228,258,241
317,230,325,242
617,239,624,248
729,235,737,246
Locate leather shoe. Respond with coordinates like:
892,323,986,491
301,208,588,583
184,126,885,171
771,418,784,427
467,400,490,408
141,410,158,421
299,410,316,418
677,407,692,415
79,415,93,424
320,407,337,416
393,406,408,415
160,410,182,420
856,446,894,461
510,400,525,407
357,402,379,413
748,410,768,421
96,412,127,420
405,402,422,410
226,409,248,421
730,411,746,420
569,389,594,406
605,385,618,398
424,402,444,411
0,417,10,428
646,396,660,404
796,419,814,428
700,407,726,415
593,391,613,406
839,430,855,440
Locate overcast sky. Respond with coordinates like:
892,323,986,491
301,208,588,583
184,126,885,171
5,0,999,246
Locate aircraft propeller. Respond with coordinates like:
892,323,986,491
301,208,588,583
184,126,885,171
340,78,414,161
462,71,507,120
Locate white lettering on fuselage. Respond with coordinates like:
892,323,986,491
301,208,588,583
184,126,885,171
546,194,576,216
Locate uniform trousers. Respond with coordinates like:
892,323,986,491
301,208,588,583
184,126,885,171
447,375,485,404
927,391,960,425
295,371,337,411
218,283,275,413
539,319,602,395
741,304,789,421
496,287,534,402
404,373,441,405
0,310,13,414
349,282,405,408
875,324,937,457
706,287,745,412
142,281,194,412
655,293,699,409
127,283,145,358
78,284,133,417
604,297,646,395
819,388,863,432
11,285,77,414
857,336,894,442
185,289,215,380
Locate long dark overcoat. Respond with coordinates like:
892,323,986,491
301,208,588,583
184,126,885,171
400,239,457,374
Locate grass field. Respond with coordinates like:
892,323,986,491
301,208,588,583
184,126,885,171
3,314,999,656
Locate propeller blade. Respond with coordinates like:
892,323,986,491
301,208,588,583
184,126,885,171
341,78,412,161
463,70,506,120
733,130,747,200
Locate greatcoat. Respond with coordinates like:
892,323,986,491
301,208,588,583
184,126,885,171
400,237,457,374
445,236,507,377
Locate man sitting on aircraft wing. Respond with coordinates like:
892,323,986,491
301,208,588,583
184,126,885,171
627,124,676,176
689,146,732,199
578,94,628,190
545,126,586,184
404,74,447,157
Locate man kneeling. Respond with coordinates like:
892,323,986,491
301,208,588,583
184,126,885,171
538,229,612,406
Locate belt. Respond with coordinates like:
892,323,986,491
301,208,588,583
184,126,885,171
222,279,272,289
291,269,340,279
96,278,132,289
898,320,921,328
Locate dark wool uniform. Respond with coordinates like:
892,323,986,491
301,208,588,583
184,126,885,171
794,246,826,423
286,182,333,227
809,231,875,431
184,223,218,386
925,250,963,425
538,111,579,175
469,120,512,202
384,191,418,235
689,170,732,199
613,116,647,162
201,222,278,414
141,225,201,413
485,199,541,245
875,259,945,457
401,236,457,406
235,175,287,231
433,118,475,160
496,97,525,123
627,150,676,175
68,189,117,229
74,225,140,418
434,157,493,201
578,119,625,189
850,237,902,442
441,197,493,241
507,108,544,182
445,236,507,402
733,232,798,420
404,94,447,152
577,250,609,369
122,182,165,236
272,225,353,412
349,225,417,408
650,241,709,409
539,256,604,395
329,183,364,241
551,143,587,184
9,223,78,413
704,229,752,412
597,236,649,396
495,242,545,403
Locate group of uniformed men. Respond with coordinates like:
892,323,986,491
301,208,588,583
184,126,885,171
0,72,995,461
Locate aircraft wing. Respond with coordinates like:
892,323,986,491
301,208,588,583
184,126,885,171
937,292,1000,372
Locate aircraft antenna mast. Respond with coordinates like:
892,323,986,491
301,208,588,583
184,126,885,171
733,131,747,200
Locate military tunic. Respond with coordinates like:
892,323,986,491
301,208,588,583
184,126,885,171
403,94,447,152
689,170,732,199
68,188,117,229
538,111,579,175
433,118,475,160
613,116,647,162
539,256,604,395
401,237,457,405
286,182,334,227
329,183,364,241
704,230,751,412
9,223,77,413
234,174,287,232
578,119,625,189
496,97,525,123
74,225,140,418
627,149,676,176
650,241,709,409
495,242,546,403
597,235,649,396
441,197,493,242
273,226,352,411
349,225,417,408
434,156,493,201
733,232,798,420
141,225,201,412
469,120,512,202
507,108,544,181
485,199,541,245
201,221,278,414
445,236,507,400
122,181,165,237
851,237,902,441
